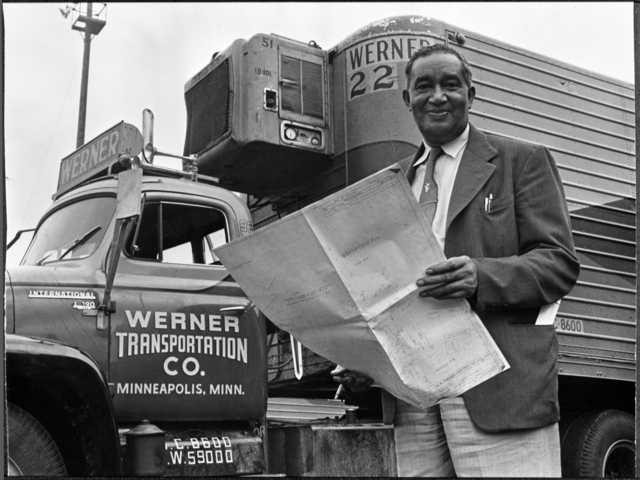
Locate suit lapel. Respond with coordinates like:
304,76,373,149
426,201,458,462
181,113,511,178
446,125,498,230
404,143,426,185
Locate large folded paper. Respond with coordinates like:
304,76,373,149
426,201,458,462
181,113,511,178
215,165,509,408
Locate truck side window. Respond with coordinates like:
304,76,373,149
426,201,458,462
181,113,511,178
126,201,229,265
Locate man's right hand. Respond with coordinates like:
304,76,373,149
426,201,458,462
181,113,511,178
331,365,374,392
416,255,478,299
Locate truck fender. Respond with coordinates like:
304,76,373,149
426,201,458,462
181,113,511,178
6,334,121,476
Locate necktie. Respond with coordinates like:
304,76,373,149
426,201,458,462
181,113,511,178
419,146,443,224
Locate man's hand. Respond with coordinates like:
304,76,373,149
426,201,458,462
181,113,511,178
416,255,478,299
331,365,373,393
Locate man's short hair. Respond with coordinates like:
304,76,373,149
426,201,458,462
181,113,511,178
404,44,473,88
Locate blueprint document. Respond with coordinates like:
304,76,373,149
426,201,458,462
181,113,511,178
215,165,509,408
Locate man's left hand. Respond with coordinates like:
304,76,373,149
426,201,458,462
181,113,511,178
331,365,374,393
416,255,478,299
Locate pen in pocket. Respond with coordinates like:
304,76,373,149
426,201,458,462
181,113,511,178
484,193,494,213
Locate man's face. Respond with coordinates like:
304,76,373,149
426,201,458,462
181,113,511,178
402,52,475,146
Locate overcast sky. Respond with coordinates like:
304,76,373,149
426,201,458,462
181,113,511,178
3,2,635,265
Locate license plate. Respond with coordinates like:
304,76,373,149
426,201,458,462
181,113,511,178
164,429,264,476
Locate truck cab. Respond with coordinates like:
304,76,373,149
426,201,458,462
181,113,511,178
6,122,267,476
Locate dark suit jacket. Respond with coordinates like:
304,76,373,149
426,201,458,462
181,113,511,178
402,124,580,432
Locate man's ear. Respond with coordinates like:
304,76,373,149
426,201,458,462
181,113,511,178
468,85,476,108
402,89,411,108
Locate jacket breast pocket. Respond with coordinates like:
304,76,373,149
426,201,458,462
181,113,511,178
481,197,511,218
477,196,515,256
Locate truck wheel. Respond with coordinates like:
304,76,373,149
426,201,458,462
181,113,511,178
561,409,634,478
7,403,67,476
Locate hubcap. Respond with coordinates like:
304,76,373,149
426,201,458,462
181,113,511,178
602,439,634,478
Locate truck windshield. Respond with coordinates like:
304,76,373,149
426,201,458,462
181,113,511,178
22,196,116,266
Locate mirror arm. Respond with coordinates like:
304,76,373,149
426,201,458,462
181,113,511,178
130,193,146,253
96,218,135,330
7,228,36,250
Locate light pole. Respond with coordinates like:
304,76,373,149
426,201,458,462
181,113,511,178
68,3,106,147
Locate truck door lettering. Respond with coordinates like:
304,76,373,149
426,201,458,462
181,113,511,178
126,309,152,328
124,310,240,332
209,384,244,395
155,311,168,328
161,357,205,377
116,332,244,358
182,357,201,376
172,312,187,329
115,381,244,397
225,316,239,333
164,356,179,375
115,331,248,363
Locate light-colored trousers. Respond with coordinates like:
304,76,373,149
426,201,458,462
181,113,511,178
394,397,561,477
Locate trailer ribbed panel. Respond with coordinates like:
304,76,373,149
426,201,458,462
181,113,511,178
462,33,633,95
571,216,634,242
474,81,633,131
473,99,633,151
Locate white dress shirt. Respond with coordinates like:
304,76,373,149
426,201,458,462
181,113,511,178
411,124,470,249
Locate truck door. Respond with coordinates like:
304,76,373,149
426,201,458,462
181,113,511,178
108,191,266,422
12,194,117,372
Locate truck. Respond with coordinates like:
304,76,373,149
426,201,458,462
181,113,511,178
6,14,635,478
6,120,268,476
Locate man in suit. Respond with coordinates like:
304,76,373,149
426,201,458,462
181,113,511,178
335,44,579,477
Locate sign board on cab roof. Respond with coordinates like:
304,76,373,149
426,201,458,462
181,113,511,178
56,122,143,198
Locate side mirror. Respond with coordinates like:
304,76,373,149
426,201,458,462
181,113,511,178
141,108,200,178
142,108,156,163
96,164,143,330
115,165,143,220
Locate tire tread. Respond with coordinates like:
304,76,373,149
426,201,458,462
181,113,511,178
561,409,634,478
8,402,67,476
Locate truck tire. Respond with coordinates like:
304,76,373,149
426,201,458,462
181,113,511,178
561,409,634,478
7,402,67,476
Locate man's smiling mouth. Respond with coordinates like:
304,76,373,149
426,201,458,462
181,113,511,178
426,111,449,119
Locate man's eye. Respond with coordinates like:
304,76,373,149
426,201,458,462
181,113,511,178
444,81,460,89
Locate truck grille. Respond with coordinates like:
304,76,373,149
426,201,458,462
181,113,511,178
184,59,230,156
